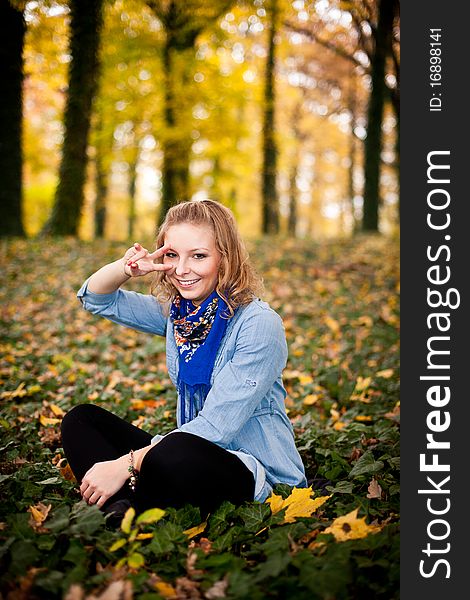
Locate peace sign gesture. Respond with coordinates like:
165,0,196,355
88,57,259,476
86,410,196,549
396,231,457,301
123,242,173,278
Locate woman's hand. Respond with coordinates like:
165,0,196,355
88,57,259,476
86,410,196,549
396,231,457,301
123,242,174,278
79,445,156,508
80,456,129,508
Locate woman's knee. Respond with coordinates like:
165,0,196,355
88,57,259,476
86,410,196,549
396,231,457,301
61,403,100,436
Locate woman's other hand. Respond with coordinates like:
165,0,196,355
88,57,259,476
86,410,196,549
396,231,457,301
123,242,174,278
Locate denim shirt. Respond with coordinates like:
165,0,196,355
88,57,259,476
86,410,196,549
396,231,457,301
77,279,307,501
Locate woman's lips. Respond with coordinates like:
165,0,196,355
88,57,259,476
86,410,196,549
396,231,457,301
176,278,201,287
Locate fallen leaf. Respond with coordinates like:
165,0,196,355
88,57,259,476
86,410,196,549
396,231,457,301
64,583,84,600
28,502,52,531
323,508,382,542
376,368,394,379
184,521,207,539
324,315,340,334
50,403,66,417
154,581,178,599
367,478,383,499
354,376,372,392
40,415,61,427
58,459,77,482
266,487,330,523
303,394,319,406
205,578,228,599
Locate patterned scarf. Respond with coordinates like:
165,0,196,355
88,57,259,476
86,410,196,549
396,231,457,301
170,291,229,425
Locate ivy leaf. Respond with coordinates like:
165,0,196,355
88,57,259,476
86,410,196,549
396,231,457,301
237,503,271,532
348,451,384,478
109,538,127,552
135,507,165,526
121,507,135,534
128,552,145,568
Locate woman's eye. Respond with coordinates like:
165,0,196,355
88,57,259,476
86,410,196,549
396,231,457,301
165,252,177,259
193,254,206,260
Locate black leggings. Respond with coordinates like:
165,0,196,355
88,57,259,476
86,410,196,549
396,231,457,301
60,403,255,517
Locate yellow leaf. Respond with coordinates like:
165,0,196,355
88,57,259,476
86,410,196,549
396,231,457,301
324,316,340,334
354,415,372,422
354,376,371,392
356,315,373,327
40,415,60,426
266,487,330,523
0,382,27,400
121,507,135,534
59,462,76,482
298,374,314,385
333,421,347,430
303,394,319,406
154,581,178,599
50,404,65,417
109,538,127,552
136,532,154,540
127,552,145,569
28,502,52,531
376,369,394,379
130,399,146,410
28,502,51,524
135,507,165,525
323,508,382,542
184,521,207,539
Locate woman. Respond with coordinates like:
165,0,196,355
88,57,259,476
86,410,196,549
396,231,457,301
61,200,307,523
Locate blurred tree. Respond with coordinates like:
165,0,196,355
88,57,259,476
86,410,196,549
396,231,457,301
261,0,279,234
362,0,395,231
0,0,26,237
285,0,399,233
93,105,108,238
42,0,104,236
145,0,235,225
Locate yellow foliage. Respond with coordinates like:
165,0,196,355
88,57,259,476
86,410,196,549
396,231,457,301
121,507,136,534
323,508,381,542
154,581,178,599
376,368,394,379
184,521,207,539
39,415,60,426
303,394,319,406
50,403,65,417
266,487,330,523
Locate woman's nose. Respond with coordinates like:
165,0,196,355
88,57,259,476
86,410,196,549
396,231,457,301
175,258,190,276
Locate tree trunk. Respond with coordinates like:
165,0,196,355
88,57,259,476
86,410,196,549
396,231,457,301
347,81,359,234
128,154,138,240
158,36,191,226
362,0,394,232
261,0,279,235
94,155,107,239
93,108,108,239
287,162,298,237
42,0,103,236
0,0,25,237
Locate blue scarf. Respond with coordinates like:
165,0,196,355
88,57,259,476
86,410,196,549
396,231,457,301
170,291,229,425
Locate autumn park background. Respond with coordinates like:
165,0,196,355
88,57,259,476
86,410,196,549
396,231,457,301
1,1,400,598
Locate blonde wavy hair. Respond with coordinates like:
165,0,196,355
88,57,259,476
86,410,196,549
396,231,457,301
150,199,264,317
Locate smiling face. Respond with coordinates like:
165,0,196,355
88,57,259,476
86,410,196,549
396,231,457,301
163,223,221,305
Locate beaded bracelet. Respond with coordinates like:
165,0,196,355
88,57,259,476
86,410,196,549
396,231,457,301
128,449,139,492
